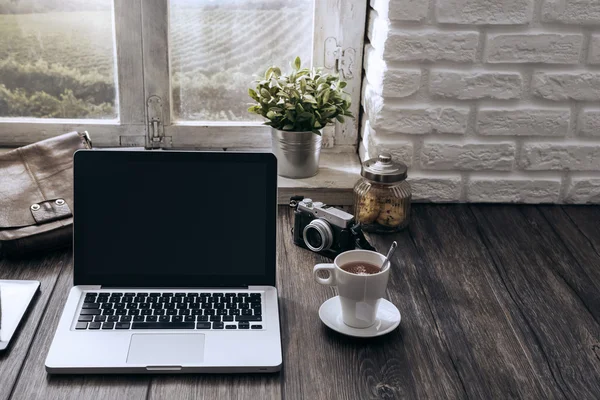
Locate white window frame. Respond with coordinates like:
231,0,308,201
0,0,367,153
0,0,145,147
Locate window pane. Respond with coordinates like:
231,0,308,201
170,0,314,122
0,0,117,119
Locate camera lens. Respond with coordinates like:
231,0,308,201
303,219,333,252
305,228,323,248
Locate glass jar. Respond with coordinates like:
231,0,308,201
353,153,411,233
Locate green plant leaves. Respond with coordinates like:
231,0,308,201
303,94,317,104
247,56,353,131
260,88,271,99
248,88,259,101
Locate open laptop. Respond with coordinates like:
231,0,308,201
46,150,281,373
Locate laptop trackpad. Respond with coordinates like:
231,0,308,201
127,334,205,365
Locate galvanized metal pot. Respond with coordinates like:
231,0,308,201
271,128,322,178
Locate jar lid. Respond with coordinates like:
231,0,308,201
361,153,408,183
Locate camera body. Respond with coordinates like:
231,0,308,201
292,198,358,258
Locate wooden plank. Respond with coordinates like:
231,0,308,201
0,250,69,400
148,374,280,400
333,0,367,147
166,123,270,149
141,0,171,126
314,0,366,148
363,231,467,399
114,0,146,125
408,205,565,398
470,205,600,399
537,206,600,322
277,206,465,399
9,259,149,400
0,121,144,147
560,206,600,257
278,153,360,205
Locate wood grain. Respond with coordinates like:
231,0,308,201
141,0,171,126
148,373,280,400
8,255,150,400
559,206,600,257
364,231,466,399
2,205,600,400
278,153,359,206
278,207,464,399
277,208,354,399
408,205,563,399
114,0,145,126
313,0,366,148
470,205,600,399
0,123,145,148
0,250,69,400
537,206,600,323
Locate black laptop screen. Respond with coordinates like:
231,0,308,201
73,151,277,288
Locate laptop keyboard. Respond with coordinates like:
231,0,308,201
75,291,263,330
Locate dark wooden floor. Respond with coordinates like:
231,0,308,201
0,205,599,400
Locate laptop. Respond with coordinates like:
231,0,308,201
46,150,282,373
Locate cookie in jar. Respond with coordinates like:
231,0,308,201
353,154,411,233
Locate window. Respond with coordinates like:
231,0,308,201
0,0,366,152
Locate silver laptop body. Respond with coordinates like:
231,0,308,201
46,150,282,373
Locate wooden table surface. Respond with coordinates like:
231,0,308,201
1,205,599,400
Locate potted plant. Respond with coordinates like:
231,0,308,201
248,57,353,178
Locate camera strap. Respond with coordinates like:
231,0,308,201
289,195,304,208
350,223,376,251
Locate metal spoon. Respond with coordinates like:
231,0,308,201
381,241,398,272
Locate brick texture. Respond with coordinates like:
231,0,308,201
410,175,463,202
421,142,515,171
485,34,583,64
360,0,600,203
541,0,600,25
520,143,600,171
589,34,600,64
532,72,600,101
371,0,429,22
565,178,600,203
578,109,600,137
467,179,561,203
436,0,533,25
430,71,523,100
384,31,479,62
364,85,469,133
365,46,421,98
477,109,570,136
363,121,415,166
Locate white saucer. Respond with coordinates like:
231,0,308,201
318,296,401,338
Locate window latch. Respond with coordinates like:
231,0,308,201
146,95,172,149
324,37,356,80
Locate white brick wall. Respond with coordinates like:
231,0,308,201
361,0,600,203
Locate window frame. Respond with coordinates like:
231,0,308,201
0,0,367,152
0,0,145,147
134,0,367,151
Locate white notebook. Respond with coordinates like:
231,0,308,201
0,280,39,350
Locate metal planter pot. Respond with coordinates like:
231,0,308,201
271,128,322,178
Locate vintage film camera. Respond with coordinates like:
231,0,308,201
291,197,374,259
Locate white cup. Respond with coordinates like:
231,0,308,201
313,250,390,328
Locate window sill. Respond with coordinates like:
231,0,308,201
277,152,360,205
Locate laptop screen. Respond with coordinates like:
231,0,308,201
73,150,277,288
